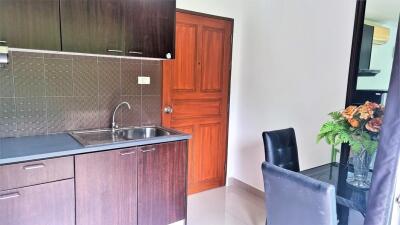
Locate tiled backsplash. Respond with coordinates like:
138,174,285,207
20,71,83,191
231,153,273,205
0,51,162,138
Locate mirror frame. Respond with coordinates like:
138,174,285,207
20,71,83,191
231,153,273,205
345,0,367,108
339,0,366,173
337,1,367,222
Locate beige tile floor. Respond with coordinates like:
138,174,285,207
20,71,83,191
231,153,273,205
187,184,364,225
187,185,266,225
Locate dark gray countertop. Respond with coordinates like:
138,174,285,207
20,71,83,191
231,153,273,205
0,131,191,165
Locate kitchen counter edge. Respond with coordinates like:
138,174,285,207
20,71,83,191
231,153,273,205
0,132,191,166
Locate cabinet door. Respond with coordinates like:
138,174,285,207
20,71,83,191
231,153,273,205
75,148,138,225
60,0,124,55
0,179,75,225
0,0,61,50
138,141,187,225
125,0,176,59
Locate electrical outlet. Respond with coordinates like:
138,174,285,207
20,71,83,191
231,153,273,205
138,76,151,85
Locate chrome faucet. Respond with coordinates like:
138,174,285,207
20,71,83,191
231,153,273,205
112,102,131,132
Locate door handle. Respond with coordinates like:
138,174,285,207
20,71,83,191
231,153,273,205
0,192,20,200
23,163,45,170
164,106,173,114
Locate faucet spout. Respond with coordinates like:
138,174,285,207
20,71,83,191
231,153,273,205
112,102,131,132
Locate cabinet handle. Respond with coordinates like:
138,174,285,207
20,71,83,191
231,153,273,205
0,41,7,44
107,49,123,53
23,163,45,170
128,51,143,55
120,150,136,156
0,192,20,200
141,147,156,153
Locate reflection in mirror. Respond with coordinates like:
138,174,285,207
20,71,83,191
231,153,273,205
354,0,399,105
342,1,400,224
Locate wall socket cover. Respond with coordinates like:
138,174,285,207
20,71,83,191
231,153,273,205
138,76,151,85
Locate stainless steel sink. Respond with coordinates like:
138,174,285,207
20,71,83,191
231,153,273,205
116,127,171,140
69,126,178,147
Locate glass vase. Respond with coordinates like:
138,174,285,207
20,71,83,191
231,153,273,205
346,148,372,189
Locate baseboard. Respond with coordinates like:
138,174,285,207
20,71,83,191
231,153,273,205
227,177,265,199
169,219,185,225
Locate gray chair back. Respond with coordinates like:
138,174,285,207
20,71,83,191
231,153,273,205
262,162,337,225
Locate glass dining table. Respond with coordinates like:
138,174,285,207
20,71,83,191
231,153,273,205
301,162,370,225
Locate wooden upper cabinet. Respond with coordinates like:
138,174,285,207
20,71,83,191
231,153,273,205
60,0,125,55
125,0,176,59
0,0,61,50
0,0,175,58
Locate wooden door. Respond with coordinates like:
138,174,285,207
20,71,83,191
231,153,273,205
75,148,138,225
138,141,187,225
125,0,176,59
0,179,75,225
60,0,124,55
0,0,61,50
162,11,233,194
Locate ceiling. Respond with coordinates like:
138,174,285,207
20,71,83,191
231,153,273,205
366,0,400,22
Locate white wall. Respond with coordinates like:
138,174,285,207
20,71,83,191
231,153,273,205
177,0,357,191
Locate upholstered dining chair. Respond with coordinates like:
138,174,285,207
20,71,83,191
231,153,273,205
262,162,337,225
262,128,300,172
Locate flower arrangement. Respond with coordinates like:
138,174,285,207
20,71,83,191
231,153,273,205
317,101,384,162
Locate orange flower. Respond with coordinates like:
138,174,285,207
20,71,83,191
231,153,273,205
342,106,358,119
366,117,383,133
365,101,380,110
348,118,360,128
357,102,377,120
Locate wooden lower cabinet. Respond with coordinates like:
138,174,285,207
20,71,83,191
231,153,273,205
75,141,187,225
75,148,138,225
0,179,75,225
0,141,187,225
138,141,187,225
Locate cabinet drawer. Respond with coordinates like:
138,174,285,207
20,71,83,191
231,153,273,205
0,157,74,191
0,179,75,225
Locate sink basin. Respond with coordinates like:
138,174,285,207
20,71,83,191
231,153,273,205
116,127,171,140
69,126,178,147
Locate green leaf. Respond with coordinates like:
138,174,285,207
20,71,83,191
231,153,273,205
329,111,343,121
349,139,362,153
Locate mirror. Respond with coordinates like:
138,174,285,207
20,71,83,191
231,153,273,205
353,0,399,105
341,1,399,224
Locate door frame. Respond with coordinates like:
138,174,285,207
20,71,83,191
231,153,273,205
162,9,234,190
